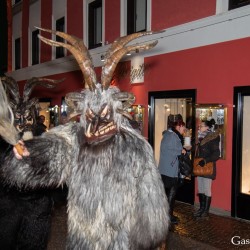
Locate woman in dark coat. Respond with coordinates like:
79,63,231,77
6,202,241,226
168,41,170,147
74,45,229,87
158,120,187,224
193,120,220,218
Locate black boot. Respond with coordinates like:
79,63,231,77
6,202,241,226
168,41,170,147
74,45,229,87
167,186,178,224
200,196,211,218
193,193,205,217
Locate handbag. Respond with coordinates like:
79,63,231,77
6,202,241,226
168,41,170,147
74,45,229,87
178,153,192,176
193,158,213,176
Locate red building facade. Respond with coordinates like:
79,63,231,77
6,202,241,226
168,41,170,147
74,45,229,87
8,0,250,220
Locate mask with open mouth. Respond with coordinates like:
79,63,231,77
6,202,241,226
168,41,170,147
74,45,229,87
37,28,161,142
85,103,117,143
1,76,63,138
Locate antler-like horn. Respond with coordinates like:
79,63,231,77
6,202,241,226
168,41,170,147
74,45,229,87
23,77,65,102
112,92,136,120
0,76,20,104
65,92,85,114
101,30,164,90
36,27,97,91
112,92,135,109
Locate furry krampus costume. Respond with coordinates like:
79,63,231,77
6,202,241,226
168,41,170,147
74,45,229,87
0,77,62,250
1,29,169,249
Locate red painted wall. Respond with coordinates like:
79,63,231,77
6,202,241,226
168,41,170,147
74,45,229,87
152,0,216,30
40,0,52,63
118,37,250,211
67,0,83,38
28,70,83,106
105,0,120,44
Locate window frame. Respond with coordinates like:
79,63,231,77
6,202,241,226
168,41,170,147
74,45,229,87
55,17,65,59
127,0,147,35
87,0,103,49
120,0,151,36
14,37,21,70
229,0,250,9
31,29,39,65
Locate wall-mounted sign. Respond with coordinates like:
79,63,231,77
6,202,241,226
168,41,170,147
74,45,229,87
130,56,144,83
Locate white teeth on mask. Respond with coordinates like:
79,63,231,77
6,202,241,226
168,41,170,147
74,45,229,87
86,121,116,138
16,126,22,132
86,124,92,137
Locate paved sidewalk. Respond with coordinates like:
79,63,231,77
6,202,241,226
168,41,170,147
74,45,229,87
47,201,250,250
165,202,250,249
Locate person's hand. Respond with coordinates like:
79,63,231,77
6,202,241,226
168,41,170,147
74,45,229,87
181,149,187,154
198,159,206,167
13,140,30,159
184,145,192,151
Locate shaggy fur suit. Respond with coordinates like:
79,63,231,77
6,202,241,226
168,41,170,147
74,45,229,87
1,109,169,249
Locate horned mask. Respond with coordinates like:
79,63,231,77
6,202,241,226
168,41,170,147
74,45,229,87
37,27,161,143
1,76,63,134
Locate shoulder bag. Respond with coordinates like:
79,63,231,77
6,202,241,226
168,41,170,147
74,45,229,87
193,143,214,176
178,153,192,176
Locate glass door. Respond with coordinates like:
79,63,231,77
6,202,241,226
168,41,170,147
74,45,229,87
232,87,250,220
148,89,196,205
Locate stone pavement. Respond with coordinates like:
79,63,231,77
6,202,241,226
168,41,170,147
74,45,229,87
165,202,250,250
47,201,250,250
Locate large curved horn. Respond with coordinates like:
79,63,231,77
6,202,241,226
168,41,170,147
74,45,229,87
36,27,97,91
112,92,135,120
0,76,20,104
23,77,64,102
101,30,164,90
102,41,157,90
105,31,161,58
112,92,135,109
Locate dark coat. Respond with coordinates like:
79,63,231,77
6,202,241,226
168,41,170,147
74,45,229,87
196,131,220,180
0,137,53,250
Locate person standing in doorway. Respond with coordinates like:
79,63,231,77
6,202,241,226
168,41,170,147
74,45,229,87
193,119,220,219
158,120,187,224
34,115,47,136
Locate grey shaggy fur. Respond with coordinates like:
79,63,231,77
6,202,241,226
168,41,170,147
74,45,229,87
1,85,169,250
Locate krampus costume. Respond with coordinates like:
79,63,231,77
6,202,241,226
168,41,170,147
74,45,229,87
0,77,61,250
0,29,169,249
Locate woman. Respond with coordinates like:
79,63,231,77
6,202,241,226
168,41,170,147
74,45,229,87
193,120,220,219
158,120,187,224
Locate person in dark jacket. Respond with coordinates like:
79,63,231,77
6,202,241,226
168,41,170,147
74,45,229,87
0,135,53,250
158,120,187,224
193,119,220,219
33,115,47,136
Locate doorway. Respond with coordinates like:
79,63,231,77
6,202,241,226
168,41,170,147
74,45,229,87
232,86,250,220
148,89,196,205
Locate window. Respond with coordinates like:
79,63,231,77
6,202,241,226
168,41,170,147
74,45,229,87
127,0,147,35
229,0,250,9
88,0,102,49
56,17,65,58
32,29,39,65
14,38,21,70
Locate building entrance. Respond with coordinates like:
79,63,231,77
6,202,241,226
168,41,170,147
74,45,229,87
148,89,196,205
232,86,250,221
